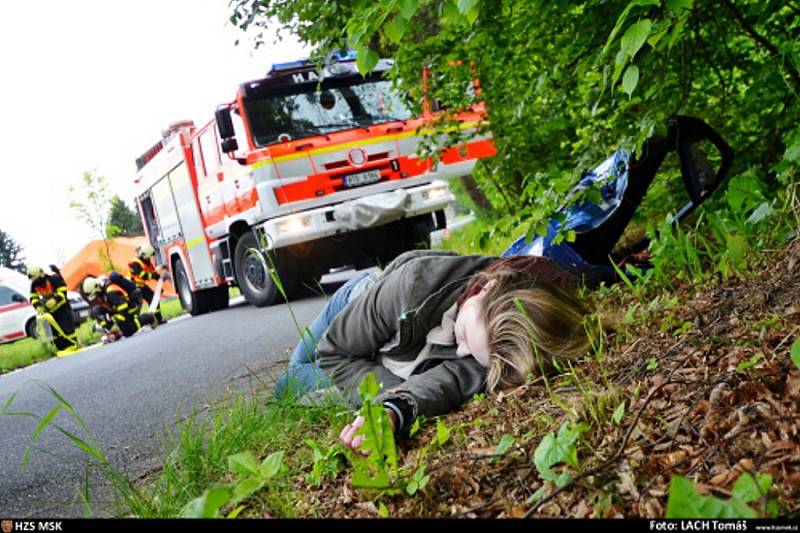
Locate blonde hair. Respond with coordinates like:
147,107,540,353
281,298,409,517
480,271,591,393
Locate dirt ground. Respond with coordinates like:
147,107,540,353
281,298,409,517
295,237,800,518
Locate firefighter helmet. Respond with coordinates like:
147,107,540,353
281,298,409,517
82,276,106,298
137,243,156,259
26,266,45,280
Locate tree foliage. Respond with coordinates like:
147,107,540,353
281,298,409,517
0,229,26,274
230,0,800,238
107,195,143,238
69,170,119,271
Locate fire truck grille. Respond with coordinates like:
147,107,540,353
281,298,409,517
323,151,391,171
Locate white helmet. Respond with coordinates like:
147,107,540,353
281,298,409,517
137,243,156,259
82,276,106,298
27,266,45,280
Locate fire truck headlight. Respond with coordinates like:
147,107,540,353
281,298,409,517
428,186,449,200
277,216,313,235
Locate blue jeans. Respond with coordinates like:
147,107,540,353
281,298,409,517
273,272,371,399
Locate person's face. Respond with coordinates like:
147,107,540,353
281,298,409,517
454,289,491,367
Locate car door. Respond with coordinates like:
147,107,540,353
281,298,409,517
0,285,32,342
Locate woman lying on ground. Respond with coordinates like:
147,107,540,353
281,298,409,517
273,250,596,451
273,131,675,452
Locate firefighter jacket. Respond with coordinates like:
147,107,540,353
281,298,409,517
30,274,70,313
129,257,159,288
90,290,143,337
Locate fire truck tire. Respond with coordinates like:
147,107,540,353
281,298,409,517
174,258,212,316
234,233,280,307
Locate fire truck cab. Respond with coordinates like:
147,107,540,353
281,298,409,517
134,52,495,315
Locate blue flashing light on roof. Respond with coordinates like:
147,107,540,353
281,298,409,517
331,49,358,62
269,59,309,73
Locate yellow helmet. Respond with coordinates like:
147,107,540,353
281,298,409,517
137,243,156,259
82,276,106,298
27,266,45,280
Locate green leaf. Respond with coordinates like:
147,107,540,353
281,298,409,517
181,486,232,518
533,421,587,480
732,472,772,503
620,19,652,59
259,450,285,479
377,502,390,517
22,404,63,471
527,483,549,503
601,0,660,57
784,143,800,162
399,0,418,20
791,340,800,370
383,16,408,44
495,434,515,457
227,505,245,519
666,0,693,14
735,353,764,373
612,401,626,425
726,232,749,270
356,46,380,75
622,64,640,97
457,0,479,13
406,480,419,495
746,202,772,225
666,476,758,518
232,476,265,504
228,451,259,477
358,371,380,399
435,419,451,445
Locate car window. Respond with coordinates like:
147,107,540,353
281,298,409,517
0,286,19,306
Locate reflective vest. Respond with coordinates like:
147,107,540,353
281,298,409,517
129,258,157,287
30,276,68,312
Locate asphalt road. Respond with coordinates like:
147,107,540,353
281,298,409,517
0,289,333,518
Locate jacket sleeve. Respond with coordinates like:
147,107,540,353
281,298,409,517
51,276,69,309
376,356,487,422
316,262,418,406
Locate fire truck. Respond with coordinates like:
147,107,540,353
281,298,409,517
133,52,495,315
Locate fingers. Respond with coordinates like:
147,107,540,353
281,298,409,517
339,416,368,454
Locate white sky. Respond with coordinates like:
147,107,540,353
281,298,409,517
0,0,309,266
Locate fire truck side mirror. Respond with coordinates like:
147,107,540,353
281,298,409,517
215,108,235,141
221,138,239,153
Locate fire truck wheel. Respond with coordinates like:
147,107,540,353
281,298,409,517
174,258,212,316
234,233,279,307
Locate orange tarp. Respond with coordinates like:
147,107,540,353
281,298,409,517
60,236,175,296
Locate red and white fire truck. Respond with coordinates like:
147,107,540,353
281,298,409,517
133,52,495,315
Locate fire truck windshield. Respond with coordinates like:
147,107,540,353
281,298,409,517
244,75,414,147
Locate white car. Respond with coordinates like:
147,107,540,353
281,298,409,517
0,267,90,344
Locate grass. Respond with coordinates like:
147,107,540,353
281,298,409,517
0,320,100,374
121,394,347,517
0,338,55,374
157,298,185,321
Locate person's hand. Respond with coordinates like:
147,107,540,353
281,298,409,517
340,415,367,454
160,270,170,281
339,410,398,455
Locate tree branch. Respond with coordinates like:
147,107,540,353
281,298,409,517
718,0,800,90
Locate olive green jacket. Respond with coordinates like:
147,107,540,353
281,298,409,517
316,250,495,421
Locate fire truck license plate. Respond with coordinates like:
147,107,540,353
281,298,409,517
343,169,381,188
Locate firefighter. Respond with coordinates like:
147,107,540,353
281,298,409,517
27,265,78,355
128,243,167,324
82,275,155,340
